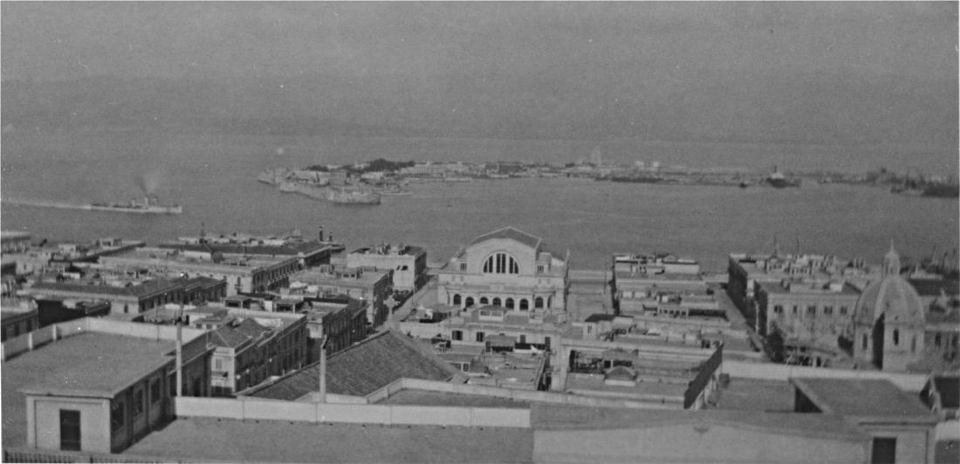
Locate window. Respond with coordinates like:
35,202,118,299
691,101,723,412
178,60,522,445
823,306,833,315
452,294,462,306
537,264,544,273
60,410,81,451
483,253,519,274
134,388,145,416
519,299,529,311
215,359,223,371
862,334,868,350
459,263,467,272
475,332,485,342
465,297,475,307
806,306,817,316
792,306,798,315
492,297,501,307
935,333,942,347
911,336,916,353
479,297,489,305
839,306,848,315
505,298,515,309
871,437,896,464
111,400,125,432
535,297,544,309
773,305,783,314
452,330,463,341
892,329,899,346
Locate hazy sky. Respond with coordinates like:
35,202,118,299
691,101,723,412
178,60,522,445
2,2,957,159
3,2,956,83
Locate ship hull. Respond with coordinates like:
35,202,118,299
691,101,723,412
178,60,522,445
4,199,182,214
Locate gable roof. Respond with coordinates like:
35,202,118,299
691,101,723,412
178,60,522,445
471,227,542,250
243,330,463,400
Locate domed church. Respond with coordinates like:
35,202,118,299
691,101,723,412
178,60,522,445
852,244,926,372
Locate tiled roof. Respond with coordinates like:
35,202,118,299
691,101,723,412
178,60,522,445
245,330,462,400
471,226,541,250
211,325,254,349
210,319,271,348
908,278,960,297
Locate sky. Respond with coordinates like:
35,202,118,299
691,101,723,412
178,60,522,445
2,2,956,82
1,2,958,158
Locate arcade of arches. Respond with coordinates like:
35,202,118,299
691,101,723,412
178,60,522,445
448,293,549,310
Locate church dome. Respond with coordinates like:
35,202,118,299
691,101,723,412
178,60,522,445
854,244,925,326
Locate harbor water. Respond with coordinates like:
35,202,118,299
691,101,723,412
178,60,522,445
1,130,957,271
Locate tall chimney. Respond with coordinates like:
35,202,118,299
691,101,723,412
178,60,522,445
176,306,183,398
318,335,328,403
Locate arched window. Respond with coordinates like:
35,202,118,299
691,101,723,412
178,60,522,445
492,297,502,307
893,329,899,346
480,297,489,305
483,253,519,274
519,299,529,310
534,297,544,309
505,298,515,309
452,294,462,306
465,297,475,307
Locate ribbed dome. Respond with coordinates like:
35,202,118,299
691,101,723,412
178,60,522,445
854,274,925,326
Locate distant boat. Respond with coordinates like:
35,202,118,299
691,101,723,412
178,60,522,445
5,196,183,214
766,166,801,188
604,175,664,184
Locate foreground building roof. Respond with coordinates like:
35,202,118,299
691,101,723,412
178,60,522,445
244,330,462,400
127,417,534,463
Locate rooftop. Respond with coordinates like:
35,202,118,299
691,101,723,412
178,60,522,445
714,378,796,412
471,226,542,250
244,330,462,400
126,417,534,464
27,277,187,298
529,405,868,441
158,239,336,256
105,247,293,269
759,279,860,295
350,244,426,257
376,389,531,408
790,377,936,419
2,333,177,447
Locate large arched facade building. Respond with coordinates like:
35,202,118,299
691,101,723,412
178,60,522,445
437,227,568,313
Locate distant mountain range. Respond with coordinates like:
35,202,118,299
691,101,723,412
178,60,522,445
2,71,956,145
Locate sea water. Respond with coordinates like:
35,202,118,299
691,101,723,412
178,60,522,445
1,130,957,271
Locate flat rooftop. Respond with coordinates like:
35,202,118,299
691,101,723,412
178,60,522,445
376,390,531,409
530,404,868,441
714,378,796,412
758,280,860,295
2,333,176,447
106,247,292,268
126,417,534,463
790,377,936,419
